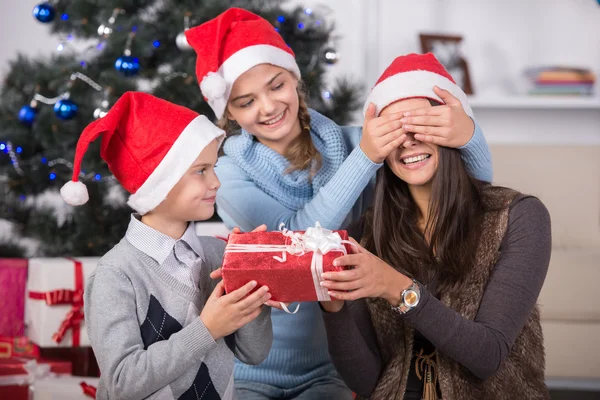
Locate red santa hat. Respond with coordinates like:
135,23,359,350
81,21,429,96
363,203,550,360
185,7,301,119
60,92,225,215
364,52,474,118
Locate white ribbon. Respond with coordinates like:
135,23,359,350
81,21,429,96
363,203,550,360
0,358,52,386
225,222,354,313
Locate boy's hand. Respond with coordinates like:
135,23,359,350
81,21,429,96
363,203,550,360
400,86,475,148
200,280,271,340
360,103,407,163
232,224,267,234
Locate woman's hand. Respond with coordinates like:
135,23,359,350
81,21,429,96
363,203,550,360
320,238,413,305
400,86,475,148
319,299,345,313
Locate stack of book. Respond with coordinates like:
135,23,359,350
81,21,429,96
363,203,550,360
525,67,596,96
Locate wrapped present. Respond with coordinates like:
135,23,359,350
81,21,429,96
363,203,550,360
0,336,41,359
39,347,99,377
26,257,99,348
0,258,28,336
34,375,99,400
0,356,72,400
222,223,353,302
0,357,31,400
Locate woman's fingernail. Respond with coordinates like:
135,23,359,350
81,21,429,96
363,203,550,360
322,273,330,279
251,281,257,287
320,281,328,287
404,112,411,117
400,118,407,123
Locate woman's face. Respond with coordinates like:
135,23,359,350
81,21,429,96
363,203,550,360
226,64,301,145
382,98,439,188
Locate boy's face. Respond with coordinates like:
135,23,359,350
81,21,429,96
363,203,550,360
152,139,221,222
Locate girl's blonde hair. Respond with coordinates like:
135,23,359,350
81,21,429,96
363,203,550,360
218,81,322,177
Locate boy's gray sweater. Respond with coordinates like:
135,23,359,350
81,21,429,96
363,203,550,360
84,233,272,400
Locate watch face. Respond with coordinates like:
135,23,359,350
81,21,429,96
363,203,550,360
404,290,419,307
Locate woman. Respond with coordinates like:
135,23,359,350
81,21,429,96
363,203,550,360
319,53,551,400
185,9,494,399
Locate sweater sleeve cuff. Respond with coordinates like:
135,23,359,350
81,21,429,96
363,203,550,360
458,119,493,182
320,303,364,357
178,317,218,358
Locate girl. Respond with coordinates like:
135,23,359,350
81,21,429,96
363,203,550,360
185,9,493,400
319,53,551,400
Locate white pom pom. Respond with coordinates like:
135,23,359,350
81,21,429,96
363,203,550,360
60,180,89,206
200,72,227,100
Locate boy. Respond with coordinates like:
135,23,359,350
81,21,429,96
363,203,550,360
61,92,272,400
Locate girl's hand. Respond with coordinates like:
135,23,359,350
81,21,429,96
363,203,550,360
360,103,407,163
401,86,475,148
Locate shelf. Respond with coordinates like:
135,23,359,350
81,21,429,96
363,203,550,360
467,95,600,110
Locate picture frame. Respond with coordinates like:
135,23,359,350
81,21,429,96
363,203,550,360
419,33,474,95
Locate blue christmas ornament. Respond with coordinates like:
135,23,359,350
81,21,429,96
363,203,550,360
114,56,140,77
54,99,78,120
33,3,55,23
18,105,37,125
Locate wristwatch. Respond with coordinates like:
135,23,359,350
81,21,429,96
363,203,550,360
391,279,421,315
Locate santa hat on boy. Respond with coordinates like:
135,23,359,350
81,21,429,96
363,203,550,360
60,92,224,215
185,8,301,119
364,52,474,118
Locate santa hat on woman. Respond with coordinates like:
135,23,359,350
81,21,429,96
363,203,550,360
185,8,301,119
60,92,224,215
364,52,474,118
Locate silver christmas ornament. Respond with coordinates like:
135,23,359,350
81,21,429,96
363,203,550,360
176,32,192,51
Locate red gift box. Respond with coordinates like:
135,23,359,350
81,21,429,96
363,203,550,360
222,224,353,302
0,356,71,400
0,258,28,337
0,357,31,400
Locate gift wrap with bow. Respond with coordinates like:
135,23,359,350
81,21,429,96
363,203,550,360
222,223,354,303
26,258,99,348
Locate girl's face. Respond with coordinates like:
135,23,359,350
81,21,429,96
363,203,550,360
226,64,301,147
382,98,439,188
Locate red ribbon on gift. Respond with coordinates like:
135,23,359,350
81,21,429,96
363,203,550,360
28,258,84,346
80,381,97,398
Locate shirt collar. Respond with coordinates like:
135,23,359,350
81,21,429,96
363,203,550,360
125,215,204,265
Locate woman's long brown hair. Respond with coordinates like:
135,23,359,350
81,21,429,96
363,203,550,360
362,101,487,291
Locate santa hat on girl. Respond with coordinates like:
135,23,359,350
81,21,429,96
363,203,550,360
60,92,224,215
364,52,474,118
185,8,301,119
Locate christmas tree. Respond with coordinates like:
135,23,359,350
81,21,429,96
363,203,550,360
0,0,362,257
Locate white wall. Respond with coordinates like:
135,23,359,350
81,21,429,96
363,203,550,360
0,0,62,77
374,0,600,95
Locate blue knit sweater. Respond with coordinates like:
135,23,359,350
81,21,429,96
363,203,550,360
215,109,492,388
